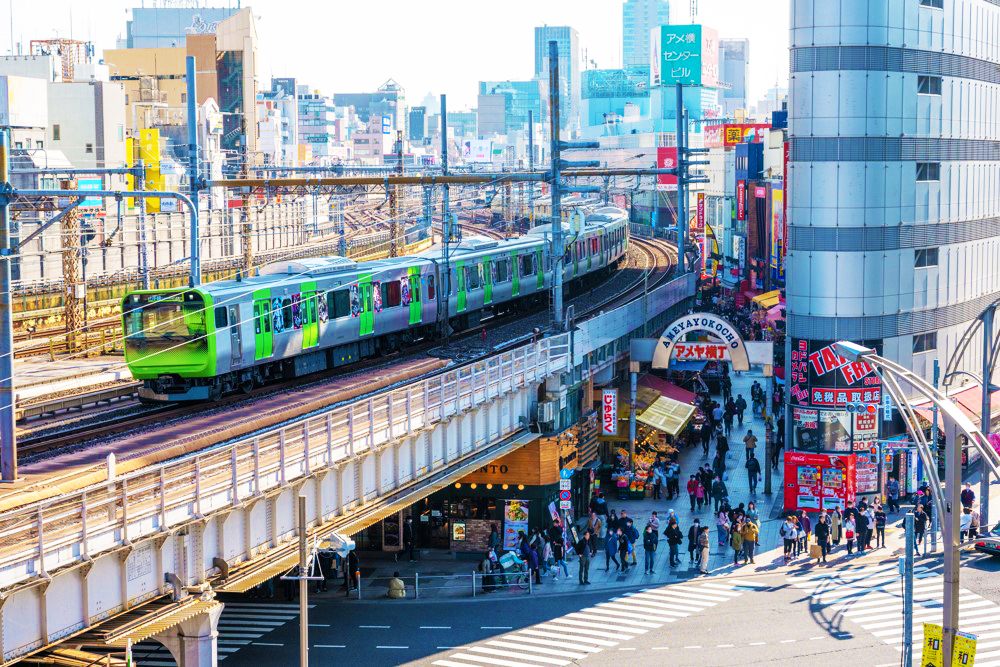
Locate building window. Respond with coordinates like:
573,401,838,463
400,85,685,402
52,124,60,141
914,248,939,268
918,75,942,95
35,140,42,149
919,0,943,7
181,93,186,103
916,162,940,181
85,143,94,154
913,333,937,354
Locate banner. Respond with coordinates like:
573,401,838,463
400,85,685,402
770,188,784,276
601,389,618,436
736,180,746,221
502,500,530,550
788,338,883,408
657,147,678,188
695,192,705,232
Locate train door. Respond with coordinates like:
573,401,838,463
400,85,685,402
407,267,422,325
483,255,493,305
302,281,318,349
252,289,272,360
229,305,242,368
511,250,520,297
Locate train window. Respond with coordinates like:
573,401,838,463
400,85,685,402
426,274,435,300
520,254,535,276
410,276,421,302
385,279,401,307
281,298,293,330
489,261,497,284
563,249,571,266
215,306,228,328
466,265,480,290
330,290,350,318
496,260,508,283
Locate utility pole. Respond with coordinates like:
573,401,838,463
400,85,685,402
980,307,993,528
673,84,710,273
527,109,535,226
903,511,915,667
389,129,403,257
297,495,309,667
135,156,150,290
60,179,83,354
943,425,961,663
931,359,940,552
185,55,201,287
440,94,451,337
0,129,16,481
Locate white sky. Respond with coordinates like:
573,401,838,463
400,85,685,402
5,0,790,110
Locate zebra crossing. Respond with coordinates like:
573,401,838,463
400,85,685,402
788,556,1000,666
123,601,309,666
431,579,767,667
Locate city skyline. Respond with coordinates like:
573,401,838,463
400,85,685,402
6,0,790,110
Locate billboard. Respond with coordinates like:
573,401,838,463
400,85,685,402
601,389,618,436
783,452,857,512
138,128,163,213
656,147,678,188
695,192,705,232
788,338,883,408
736,180,746,220
0,76,47,128
770,188,784,278
462,139,492,163
791,406,878,454
653,24,718,87
78,178,103,210
704,123,771,149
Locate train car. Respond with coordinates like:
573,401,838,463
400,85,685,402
122,206,630,402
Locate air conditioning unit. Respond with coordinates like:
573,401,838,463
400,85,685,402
537,401,555,424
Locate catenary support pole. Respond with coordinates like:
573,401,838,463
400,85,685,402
298,495,309,667
629,363,638,472
932,359,940,552
548,40,565,330
675,83,687,274
185,55,201,287
440,94,451,338
903,511,914,667
0,129,15,481
528,109,534,226
943,424,961,663
981,307,993,529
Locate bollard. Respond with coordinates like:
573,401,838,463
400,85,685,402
528,572,533,595
472,571,476,597
356,570,361,600
414,572,419,599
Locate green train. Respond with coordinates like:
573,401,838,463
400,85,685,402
122,206,630,401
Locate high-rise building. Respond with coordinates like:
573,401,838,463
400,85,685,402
718,38,748,116
122,5,239,48
478,80,543,133
408,106,427,143
622,0,670,68
534,26,580,131
787,0,1000,416
296,85,336,162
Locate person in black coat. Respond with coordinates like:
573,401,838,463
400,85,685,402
403,517,416,562
665,518,684,567
686,519,701,564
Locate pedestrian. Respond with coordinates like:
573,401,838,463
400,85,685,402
790,516,802,557
488,524,501,554
734,394,747,426
814,511,831,564
687,519,701,564
780,515,797,563
666,461,680,500
576,530,593,584
844,516,857,555
830,507,842,546
970,506,981,539
961,483,975,509
346,550,360,596
403,516,416,562
551,533,569,579
665,518,683,568
591,491,609,518
587,512,603,544
874,504,887,548
528,544,542,584
712,451,727,480
712,402,724,429
643,524,658,574
743,429,758,460
855,507,870,553
605,526,619,571
625,519,640,566
886,476,900,513
798,510,812,555
914,504,928,553
740,518,759,564
724,400,735,436
960,507,973,542
716,507,731,546
609,510,619,533
617,527,630,571
695,478,706,509
716,433,730,460
538,536,552,577
687,475,699,511
730,519,745,565
711,476,728,512
864,504,876,550
746,455,761,495
619,510,631,533
700,424,712,456
648,511,661,532
722,374,732,403
479,550,497,593
698,526,711,574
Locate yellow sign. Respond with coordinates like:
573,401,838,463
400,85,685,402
954,631,977,666
923,623,944,667
922,624,978,667
138,129,163,212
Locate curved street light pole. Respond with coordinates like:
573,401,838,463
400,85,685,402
834,342,1000,666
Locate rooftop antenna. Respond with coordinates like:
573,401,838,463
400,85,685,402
690,0,698,21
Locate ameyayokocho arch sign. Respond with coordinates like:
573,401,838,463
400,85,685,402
651,312,750,372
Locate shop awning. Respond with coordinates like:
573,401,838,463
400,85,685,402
751,289,782,309
637,396,696,436
616,387,660,419
911,385,1000,427
639,374,696,404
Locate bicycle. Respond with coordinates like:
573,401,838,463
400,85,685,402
498,551,531,590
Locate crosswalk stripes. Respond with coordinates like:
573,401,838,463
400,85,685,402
431,578,767,667
788,560,1000,666
94,601,310,666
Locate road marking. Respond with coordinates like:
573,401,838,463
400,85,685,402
308,624,330,627
683,645,702,649
466,646,568,665
716,643,735,648
376,645,409,649
486,640,588,660
315,644,346,648
480,625,513,629
360,624,391,628
253,642,284,647
422,625,453,629
617,647,636,651
652,646,670,650
780,639,797,644
505,634,602,653
749,641,766,646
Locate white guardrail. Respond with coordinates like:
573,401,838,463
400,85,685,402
0,334,571,592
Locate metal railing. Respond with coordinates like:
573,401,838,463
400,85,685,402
0,335,570,593
356,570,533,600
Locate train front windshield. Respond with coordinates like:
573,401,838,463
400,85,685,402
123,292,208,355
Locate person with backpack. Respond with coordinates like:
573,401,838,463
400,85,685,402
625,519,640,567
642,524,659,574
745,455,761,495
740,518,759,564
604,526,620,571
665,518,683,568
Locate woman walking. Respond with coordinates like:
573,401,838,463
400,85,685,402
780,515,797,564
844,515,857,555
831,507,842,548
717,507,731,547
730,519,745,565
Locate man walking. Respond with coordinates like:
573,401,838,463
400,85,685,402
642,524,658,574
575,530,593,584
743,429,758,460
746,455,761,495
886,476,900,513
665,518,683,568
734,394,747,427
961,483,976,510
814,511,831,564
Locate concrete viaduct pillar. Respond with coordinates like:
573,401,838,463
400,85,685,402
154,603,224,667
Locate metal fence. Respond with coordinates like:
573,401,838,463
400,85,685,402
0,334,570,592
356,570,533,600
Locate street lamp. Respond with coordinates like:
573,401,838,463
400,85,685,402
833,342,1000,665
943,369,997,535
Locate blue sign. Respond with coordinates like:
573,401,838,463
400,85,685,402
78,177,103,209
559,468,573,480
381,114,392,135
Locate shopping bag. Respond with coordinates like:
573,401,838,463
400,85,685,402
809,543,822,559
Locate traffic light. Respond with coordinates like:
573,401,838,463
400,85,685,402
845,402,877,415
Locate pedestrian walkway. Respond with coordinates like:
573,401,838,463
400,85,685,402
95,601,311,666
787,555,1000,665
430,578,768,667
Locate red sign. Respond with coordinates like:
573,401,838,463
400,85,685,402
704,123,771,148
789,339,883,408
601,389,617,436
673,342,728,361
704,124,724,148
695,192,705,232
754,186,767,198
736,180,746,221
656,147,678,187
783,452,857,512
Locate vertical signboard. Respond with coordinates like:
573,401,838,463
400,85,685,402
736,180,746,221
502,500,529,550
601,389,618,436
656,147,678,188
695,192,705,232
771,188,784,280
138,128,162,213
656,25,704,86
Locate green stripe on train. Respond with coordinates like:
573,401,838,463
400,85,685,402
358,273,374,336
536,249,543,289
408,266,422,325
483,255,493,305
253,287,273,360
511,250,520,297
456,260,467,313
302,281,318,349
